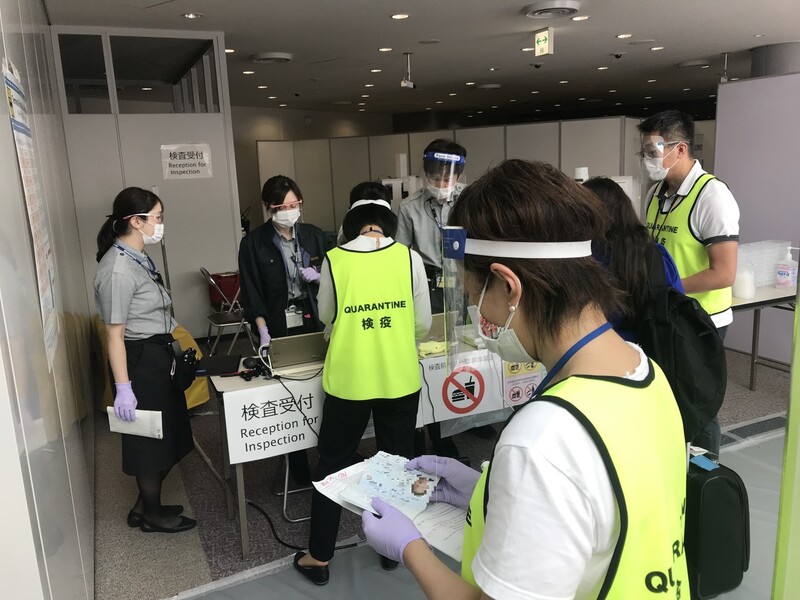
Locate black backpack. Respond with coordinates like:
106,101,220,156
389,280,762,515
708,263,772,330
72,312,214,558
633,245,727,442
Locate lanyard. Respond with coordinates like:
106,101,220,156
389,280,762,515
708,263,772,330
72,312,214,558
649,186,680,241
533,322,613,397
113,243,164,286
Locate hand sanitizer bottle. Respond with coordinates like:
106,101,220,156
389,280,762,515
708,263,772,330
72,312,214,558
776,247,798,289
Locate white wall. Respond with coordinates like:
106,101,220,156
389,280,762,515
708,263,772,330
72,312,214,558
0,1,93,598
231,105,392,229
715,75,800,363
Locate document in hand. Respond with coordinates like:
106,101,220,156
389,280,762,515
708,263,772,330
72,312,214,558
313,452,467,561
106,407,163,439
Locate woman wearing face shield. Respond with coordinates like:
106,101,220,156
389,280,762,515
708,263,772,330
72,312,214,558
237,174,331,483
362,160,688,599
294,196,431,585
94,187,196,533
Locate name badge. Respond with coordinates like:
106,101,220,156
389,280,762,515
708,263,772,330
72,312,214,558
285,306,304,329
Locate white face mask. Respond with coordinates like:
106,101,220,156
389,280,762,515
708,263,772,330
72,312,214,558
642,144,679,181
467,280,534,363
141,223,164,245
427,183,453,202
272,207,301,228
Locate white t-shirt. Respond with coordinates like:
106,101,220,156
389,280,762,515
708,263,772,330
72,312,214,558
647,160,740,328
471,344,650,600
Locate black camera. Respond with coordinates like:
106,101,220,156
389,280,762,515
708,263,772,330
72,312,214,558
240,356,272,380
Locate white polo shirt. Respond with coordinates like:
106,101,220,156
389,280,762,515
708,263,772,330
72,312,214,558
647,160,740,327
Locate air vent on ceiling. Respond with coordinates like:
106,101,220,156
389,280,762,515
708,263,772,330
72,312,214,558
251,52,293,64
522,0,581,19
477,83,501,90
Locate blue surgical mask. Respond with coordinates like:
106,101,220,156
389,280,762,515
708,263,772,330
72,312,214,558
467,279,534,363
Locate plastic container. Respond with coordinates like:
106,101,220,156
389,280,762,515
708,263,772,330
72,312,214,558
776,247,798,289
732,268,756,299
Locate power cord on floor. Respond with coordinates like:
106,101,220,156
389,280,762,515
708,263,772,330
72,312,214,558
192,435,359,553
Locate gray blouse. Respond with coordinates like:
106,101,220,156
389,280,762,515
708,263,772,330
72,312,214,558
94,238,176,340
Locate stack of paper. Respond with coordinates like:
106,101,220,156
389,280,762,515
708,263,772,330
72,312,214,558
313,452,467,561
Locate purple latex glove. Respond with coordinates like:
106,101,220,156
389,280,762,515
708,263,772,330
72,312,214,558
257,325,271,347
114,382,137,422
300,266,320,283
406,455,480,509
362,498,423,564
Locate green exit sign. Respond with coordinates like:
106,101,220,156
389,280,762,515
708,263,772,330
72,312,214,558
534,27,554,57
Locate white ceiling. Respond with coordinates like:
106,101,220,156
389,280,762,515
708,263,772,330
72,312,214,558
45,0,800,120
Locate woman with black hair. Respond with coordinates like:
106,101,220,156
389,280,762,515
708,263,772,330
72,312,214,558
361,161,687,599
582,177,683,340
335,181,392,245
94,187,195,533
294,192,431,585
238,174,331,484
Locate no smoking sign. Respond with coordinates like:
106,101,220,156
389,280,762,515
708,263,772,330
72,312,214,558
442,366,485,414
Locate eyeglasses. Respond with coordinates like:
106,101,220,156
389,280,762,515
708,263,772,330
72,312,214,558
638,140,686,159
269,200,303,211
125,212,164,223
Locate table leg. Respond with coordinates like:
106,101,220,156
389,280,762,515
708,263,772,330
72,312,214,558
750,308,762,391
217,391,235,520
281,454,312,523
236,462,249,559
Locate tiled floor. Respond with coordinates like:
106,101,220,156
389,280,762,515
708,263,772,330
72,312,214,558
175,431,786,600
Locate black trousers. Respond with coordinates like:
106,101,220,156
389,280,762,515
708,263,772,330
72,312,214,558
307,390,420,561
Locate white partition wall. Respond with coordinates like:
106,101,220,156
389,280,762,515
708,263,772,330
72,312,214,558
330,137,370,229
257,140,296,183
715,74,800,363
505,121,560,167
55,27,242,339
64,115,125,315
369,133,409,180
293,139,335,231
561,117,627,180
454,126,505,183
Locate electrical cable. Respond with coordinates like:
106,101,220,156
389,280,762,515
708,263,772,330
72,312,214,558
191,433,359,553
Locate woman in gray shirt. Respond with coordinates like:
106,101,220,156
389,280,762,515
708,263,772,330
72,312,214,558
94,187,195,533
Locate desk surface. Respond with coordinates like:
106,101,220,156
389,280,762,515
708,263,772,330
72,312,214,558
732,286,797,311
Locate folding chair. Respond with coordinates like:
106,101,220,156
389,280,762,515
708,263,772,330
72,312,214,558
200,268,257,356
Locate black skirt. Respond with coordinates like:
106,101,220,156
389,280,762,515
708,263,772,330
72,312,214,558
118,334,194,476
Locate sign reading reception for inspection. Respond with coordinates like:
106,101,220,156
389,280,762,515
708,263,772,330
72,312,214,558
161,143,212,179
223,378,324,464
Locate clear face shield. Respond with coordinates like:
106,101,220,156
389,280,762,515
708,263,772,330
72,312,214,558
639,135,686,182
442,227,593,374
418,151,466,206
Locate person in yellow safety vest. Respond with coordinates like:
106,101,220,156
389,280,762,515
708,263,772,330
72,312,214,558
639,109,740,455
294,186,432,586
361,160,689,600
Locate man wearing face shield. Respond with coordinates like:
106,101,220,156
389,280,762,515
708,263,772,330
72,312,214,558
361,160,688,599
238,175,331,483
396,139,467,314
639,110,740,455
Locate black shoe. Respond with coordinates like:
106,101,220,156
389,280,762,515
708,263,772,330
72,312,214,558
127,504,184,528
380,555,399,571
294,551,329,586
467,424,496,440
139,515,197,533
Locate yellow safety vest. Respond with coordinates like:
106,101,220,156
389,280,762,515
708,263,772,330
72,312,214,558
322,242,420,400
461,367,688,599
645,173,732,316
